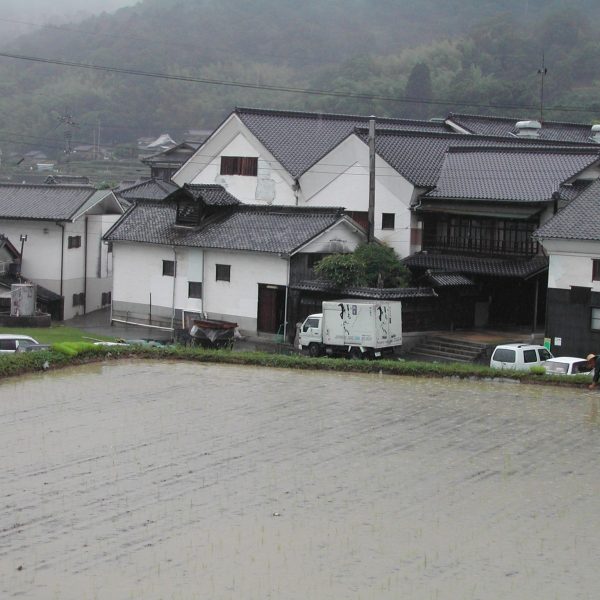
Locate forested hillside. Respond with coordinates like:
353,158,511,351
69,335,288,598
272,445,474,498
1,0,600,160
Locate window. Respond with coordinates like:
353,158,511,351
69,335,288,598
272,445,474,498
593,260,600,281
162,260,175,277
220,156,258,176
0,339,17,351
188,281,202,299
107,242,113,253
68,235,81,249
101,291,112,306
216,264,231,282
381,213,395,230
72,292,85,307
523,349,537,363
537,348,552,361
302,317,320,332
491,348,515,363
592,308,600,331
176,200,201,226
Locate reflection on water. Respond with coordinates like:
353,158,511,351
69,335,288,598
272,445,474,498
0,361,598,600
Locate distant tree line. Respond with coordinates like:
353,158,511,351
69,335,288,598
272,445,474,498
1,1,600,160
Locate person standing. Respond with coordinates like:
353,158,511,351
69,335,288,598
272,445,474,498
586,354,600,389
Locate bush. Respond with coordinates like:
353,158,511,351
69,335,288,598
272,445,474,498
313,243,410,288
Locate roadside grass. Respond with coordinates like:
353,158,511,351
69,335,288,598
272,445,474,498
0,326,115,345
0,343,593,389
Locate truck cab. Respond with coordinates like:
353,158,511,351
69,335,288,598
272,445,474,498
299,313,323,356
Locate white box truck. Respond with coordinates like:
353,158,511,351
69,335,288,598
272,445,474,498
298,300,402,359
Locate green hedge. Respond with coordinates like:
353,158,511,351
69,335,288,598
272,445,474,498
0,344,593,388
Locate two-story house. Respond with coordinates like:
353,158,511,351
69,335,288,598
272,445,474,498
0,183,124,320
105,183,367,335
403,146,600,328
534,178,600,356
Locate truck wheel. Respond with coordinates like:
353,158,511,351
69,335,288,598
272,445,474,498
308,343,321,357
349,347,363,360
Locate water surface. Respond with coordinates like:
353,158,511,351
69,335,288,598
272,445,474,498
0,361,598,599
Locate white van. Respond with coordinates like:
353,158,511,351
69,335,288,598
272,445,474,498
0,334,40,353
490,343,553,371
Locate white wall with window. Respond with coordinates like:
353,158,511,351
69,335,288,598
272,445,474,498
299,135,415,257
202,249,288,331
173,116,296,206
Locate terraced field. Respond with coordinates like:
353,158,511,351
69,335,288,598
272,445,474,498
0,361,598,599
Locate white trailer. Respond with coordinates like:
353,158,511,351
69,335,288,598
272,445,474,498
299,300,402,359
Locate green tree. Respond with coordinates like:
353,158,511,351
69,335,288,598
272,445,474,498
404,62,432,119
353,243,411,287
314,243,410,289
314,253,367,288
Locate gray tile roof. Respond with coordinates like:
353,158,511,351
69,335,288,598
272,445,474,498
354,128,591,189
425,147,600,202
117,179,179,202
0,183,108,221
141,141,201,167
446,113,600,144
290,279,437,299
105,201,348,254
423,272,474,287
235,107,452,178
534,178,600,241
175,184,240,206
403,252,548,279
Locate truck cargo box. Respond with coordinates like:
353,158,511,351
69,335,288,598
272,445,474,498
321,300,402,349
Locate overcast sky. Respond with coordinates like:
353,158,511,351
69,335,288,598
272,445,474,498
1,0,139,41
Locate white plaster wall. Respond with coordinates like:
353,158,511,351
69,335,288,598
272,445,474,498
173,115,296,205
113,243,180,312
0,220,62,285
542,238,600,291
203,249,288,323
84,215,121,312
301,139,414,257
300,221,366,254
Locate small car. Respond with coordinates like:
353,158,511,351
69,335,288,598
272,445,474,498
543,357,592,376
0,334,41,353
490,343,553,371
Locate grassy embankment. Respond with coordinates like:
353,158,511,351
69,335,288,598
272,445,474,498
0,340,593,388
0,325,114,344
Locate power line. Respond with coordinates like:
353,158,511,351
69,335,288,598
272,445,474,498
0,50,597,115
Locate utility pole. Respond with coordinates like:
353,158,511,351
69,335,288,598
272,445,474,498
368,116,376,243
537,54,547,123
96,117,101,160
58,112,79,169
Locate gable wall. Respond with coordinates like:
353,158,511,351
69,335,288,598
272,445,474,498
173,116,297,205
299,221,366,254
299,136,415,257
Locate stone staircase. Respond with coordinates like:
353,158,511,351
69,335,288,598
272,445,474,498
405,335,489,364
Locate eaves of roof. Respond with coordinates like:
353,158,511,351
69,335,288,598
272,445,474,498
533,177,600,241
402,252,548,280
104,201,349,255
290,279,437,299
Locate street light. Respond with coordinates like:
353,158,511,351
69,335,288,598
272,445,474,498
19,234,27,281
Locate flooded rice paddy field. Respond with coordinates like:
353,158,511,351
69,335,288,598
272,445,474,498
0,361,599,600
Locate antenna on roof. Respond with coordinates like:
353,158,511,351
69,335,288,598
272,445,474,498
537,53,548,124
